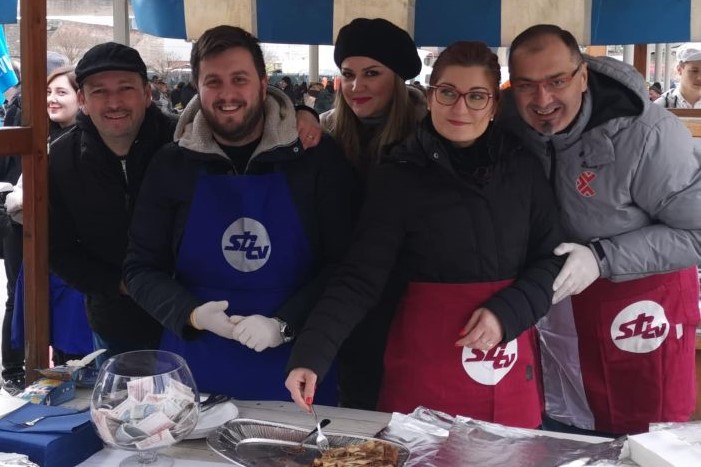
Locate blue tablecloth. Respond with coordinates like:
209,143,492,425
0,403,102,467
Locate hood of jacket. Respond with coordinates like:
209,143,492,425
583,55,646,130
175,85,300,162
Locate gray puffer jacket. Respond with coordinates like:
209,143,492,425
502,55,701,281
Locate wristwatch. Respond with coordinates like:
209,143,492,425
274,317,295,343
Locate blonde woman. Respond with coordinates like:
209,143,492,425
321,18,426,179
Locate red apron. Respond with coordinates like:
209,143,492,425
377,281,543,428
571,267,700,434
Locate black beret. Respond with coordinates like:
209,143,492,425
75,42,148,86
334,18,421,80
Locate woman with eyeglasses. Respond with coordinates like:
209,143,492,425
286,41,565,428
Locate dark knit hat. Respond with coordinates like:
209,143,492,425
334,18,421,80
75,42,148,86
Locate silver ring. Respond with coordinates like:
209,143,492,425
307,134,313,139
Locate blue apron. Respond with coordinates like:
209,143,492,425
161,173,337,403
12,264,93,355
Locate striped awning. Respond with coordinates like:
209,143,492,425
0,0,17,24
131,0,701,46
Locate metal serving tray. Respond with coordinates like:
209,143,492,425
207,418,410,466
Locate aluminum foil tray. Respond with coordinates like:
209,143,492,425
207,418,411,466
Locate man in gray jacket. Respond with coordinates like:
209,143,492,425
502,24,701,436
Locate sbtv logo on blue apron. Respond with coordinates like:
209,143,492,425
461,340,517,385
221,217,271,272
610,300,669,353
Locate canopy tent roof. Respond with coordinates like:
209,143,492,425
128,0,701,47
1,1,698,46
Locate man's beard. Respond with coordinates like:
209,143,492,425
538,120,554,135
203,90,265,144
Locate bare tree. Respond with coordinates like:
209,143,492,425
49,26,97,65
262,46,281,74
150,51,182,83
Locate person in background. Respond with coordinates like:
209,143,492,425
170,81,184,111
124,25,355,401
648,81,662,101
0,51,68,394
294,81,307,105
411,80,427,96
312,81,335,115
9,66,94,367
48,43,176,367
655,43,701,108
304,81,322,108
502,24,701,436
179,80,198,108
286,41,564,428
152,78,179,117
278,76,296,103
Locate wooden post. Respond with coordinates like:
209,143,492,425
633,44,648,79
19,0,50,382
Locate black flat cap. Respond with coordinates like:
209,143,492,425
75,42,148,86
334,18,421,80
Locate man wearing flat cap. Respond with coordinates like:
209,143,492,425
655,43,701,108
48,42,176,365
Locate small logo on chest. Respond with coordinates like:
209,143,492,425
576,170,597,197
221,217,271,272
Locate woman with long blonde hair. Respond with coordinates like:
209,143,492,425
314,18,428,410
321,18,426,179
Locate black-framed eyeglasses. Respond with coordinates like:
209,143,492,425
511,62,583,95
427,85,493,110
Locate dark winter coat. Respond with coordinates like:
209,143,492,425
48,104,176,343
123,89,357,339
287,118,565,381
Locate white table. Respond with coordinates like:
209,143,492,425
77,400,610,466
77,400,390,466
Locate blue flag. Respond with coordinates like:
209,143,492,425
0,25,18,105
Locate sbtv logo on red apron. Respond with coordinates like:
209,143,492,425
610,300,669,353
462,340,517,385
221,217,271,272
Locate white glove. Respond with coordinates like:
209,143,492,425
552,243,601,304
231,314,283,352
190,301,235,339
5,187,22,214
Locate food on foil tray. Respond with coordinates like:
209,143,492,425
311,439,399,466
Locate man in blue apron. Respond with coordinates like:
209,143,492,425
502,24,701,435
124,25,356,402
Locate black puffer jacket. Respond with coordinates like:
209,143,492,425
288,119,565,380
123,90,357,339
48,104,176,343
